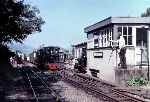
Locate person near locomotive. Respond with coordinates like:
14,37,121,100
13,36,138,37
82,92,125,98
73,58,79,71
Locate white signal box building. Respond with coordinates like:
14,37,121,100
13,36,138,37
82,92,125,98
84,17,150,82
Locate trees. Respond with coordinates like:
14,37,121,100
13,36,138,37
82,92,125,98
0,1,44,94
141,8,150,17
0,0,44,83
0,0,45,44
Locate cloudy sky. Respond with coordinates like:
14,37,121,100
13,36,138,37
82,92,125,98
23,0,150,49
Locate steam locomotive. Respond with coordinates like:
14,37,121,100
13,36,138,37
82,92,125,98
31,46,67,71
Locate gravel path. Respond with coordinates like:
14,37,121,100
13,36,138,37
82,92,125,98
52,81,102,102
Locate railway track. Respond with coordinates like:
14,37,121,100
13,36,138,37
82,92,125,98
7,67,61,102
59,69,150,102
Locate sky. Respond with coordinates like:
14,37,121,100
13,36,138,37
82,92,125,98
23,0,150,49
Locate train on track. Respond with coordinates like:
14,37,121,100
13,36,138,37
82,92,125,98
30,46,68,71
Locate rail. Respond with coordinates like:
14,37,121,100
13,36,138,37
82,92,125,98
7,67,60,102
60,69,149,102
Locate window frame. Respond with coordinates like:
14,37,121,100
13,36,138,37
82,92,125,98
97,27,113,47
117,26,133,46
94,38,99,48
87,33,94,39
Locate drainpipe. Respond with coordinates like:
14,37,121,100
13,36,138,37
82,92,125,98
141,26,150,81
140,41,143,69
147,28,150,81
148,50,149,81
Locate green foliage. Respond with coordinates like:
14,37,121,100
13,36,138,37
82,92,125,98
141,7,150,17
0,44,15,63
127,76,148,86
0,0,45,44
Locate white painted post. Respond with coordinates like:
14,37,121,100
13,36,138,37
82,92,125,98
132,27,136,65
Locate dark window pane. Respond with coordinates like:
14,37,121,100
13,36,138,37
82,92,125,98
128,27,132,35
107,34,109,41
94,39,99,44
87,33,93,39
94,31,99,35
123,27,127,35
136,28,147,46
104,35,106,42
118,27,122,33
128,36,132,45
107,29,109,34
136,28,142,46
143,29,147,43
101,38,103,47
111,28,113,40
123,36,127,45
105,30,107,34
94,39,99,48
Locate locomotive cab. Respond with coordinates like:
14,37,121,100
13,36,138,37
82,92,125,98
34,46,65,71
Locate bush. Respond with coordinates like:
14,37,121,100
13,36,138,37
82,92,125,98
127,76,148,86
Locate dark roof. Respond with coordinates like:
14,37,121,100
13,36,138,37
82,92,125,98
73,42,87,47
84,17,150,33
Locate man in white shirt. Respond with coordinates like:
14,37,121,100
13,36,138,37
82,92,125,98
117,32,127,69
111,32,127,69
118,34,125,49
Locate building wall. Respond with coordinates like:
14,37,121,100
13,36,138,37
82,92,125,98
87,24,149,65
85,17,150,84
87,49,119,82
87,47,148,83
126,47,135,65
73,43,87,59
87,39,94,49
74,47,83,58
115,67,149,86
86,25,149,83
87,25,113,49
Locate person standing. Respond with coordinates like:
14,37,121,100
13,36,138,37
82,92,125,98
73,58,79,71
110,32,127,69
118,33,127,69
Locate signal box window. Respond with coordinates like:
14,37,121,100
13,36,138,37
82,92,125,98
94,39,99,48
117,26,132,45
